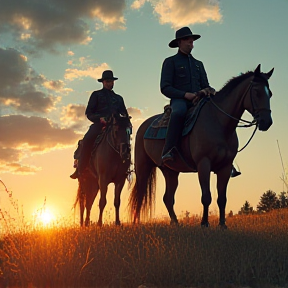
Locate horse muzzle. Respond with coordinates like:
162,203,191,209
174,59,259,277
256,110,272,131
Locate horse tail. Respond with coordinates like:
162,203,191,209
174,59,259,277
73,179,85,225
73,181,82,209
128,165,157,222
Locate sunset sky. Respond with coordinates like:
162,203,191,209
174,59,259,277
1,0,288,225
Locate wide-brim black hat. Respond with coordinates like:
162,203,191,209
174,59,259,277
169,27,201,48
98,70,118,82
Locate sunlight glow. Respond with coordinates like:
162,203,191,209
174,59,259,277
33,209,55,226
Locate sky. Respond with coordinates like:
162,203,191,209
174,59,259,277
1,0,288,226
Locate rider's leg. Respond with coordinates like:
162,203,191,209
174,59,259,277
162,99,187,161
77,123,102,176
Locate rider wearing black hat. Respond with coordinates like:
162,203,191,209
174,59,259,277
160,27,214,161
160,27,241,177
70,70,129,179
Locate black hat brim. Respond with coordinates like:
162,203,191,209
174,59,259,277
98,77,118,82
169,34,201,48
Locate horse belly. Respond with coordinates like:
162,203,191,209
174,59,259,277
144,139,165,166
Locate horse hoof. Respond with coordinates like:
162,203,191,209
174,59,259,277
115,221,121,226
97,221,103,227
219,223,228,229
201,222,210,228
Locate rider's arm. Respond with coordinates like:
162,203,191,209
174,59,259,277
160,57,186,99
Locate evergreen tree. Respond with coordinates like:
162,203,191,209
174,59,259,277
278,191,288,208
239,200,254,215
257,190,279,212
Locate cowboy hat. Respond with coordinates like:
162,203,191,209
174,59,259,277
98,70,118,82
169,27,201,48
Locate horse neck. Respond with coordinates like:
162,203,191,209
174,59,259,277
212,77,252,132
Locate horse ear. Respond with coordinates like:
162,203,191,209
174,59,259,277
254,64,261,75
266,68,274,79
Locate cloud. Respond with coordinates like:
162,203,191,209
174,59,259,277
4,162,42,175
60,104,89,132
126,107,149,133
0,0,127,52
131,0,147,9
65,62,110,81
0,48,59,113
131,0,222,27
127,107,144,119
0,115,81,173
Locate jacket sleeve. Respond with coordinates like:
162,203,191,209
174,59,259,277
117,96,129,117
160,58,186,99
198,61,210,89
85,91,101,123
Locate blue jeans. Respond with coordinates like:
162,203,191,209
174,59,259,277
162,98,188,155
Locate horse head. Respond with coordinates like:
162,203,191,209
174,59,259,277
109,113,132,162
244,64,274,131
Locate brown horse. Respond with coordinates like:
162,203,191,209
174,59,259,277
75,113,132,226
129,64,274,228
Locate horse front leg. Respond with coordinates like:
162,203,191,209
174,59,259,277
216,165,231,229
161,168,180,224
114,178,126,225
98,180,108,226
197,159,212,227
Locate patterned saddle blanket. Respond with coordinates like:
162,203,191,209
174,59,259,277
144,98,208,139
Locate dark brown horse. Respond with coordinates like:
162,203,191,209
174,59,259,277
129,64,274,228
75,113,132,226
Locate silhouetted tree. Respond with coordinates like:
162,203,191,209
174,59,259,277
257,190,279,213
278,191,288,208
239,200,254,215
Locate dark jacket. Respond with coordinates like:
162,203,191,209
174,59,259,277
160,50,209,99
85,88,128,123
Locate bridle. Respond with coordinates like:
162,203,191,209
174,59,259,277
208,78,270,152
107,115,132,162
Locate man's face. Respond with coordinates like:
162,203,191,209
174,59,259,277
103,79,114,90
178,37,194,54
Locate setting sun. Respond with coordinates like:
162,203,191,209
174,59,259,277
33,209,55,226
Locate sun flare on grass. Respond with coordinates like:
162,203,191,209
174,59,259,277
33,209,55,226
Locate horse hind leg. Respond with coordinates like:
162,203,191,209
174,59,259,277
84,182,99,227
161,167,179,224
216,166,231,229
76,179,85,227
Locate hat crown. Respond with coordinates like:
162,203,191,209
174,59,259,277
168,26,200,48
98,70,118,82
102,70,114,79
175,27,193,39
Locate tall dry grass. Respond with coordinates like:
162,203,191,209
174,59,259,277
1,209,288,288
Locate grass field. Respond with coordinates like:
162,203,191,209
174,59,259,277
1,209,288,288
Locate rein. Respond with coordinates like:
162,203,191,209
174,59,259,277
208,82,258,152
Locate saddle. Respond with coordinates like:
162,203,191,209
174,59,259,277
144,97,208,140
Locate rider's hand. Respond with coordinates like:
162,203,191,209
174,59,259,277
184,92,197,101
202,86,216,96
207,86,216,95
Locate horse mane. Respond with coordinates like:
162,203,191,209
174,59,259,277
218,71,254,96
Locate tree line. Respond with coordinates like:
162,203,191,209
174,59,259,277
238,190,288,215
